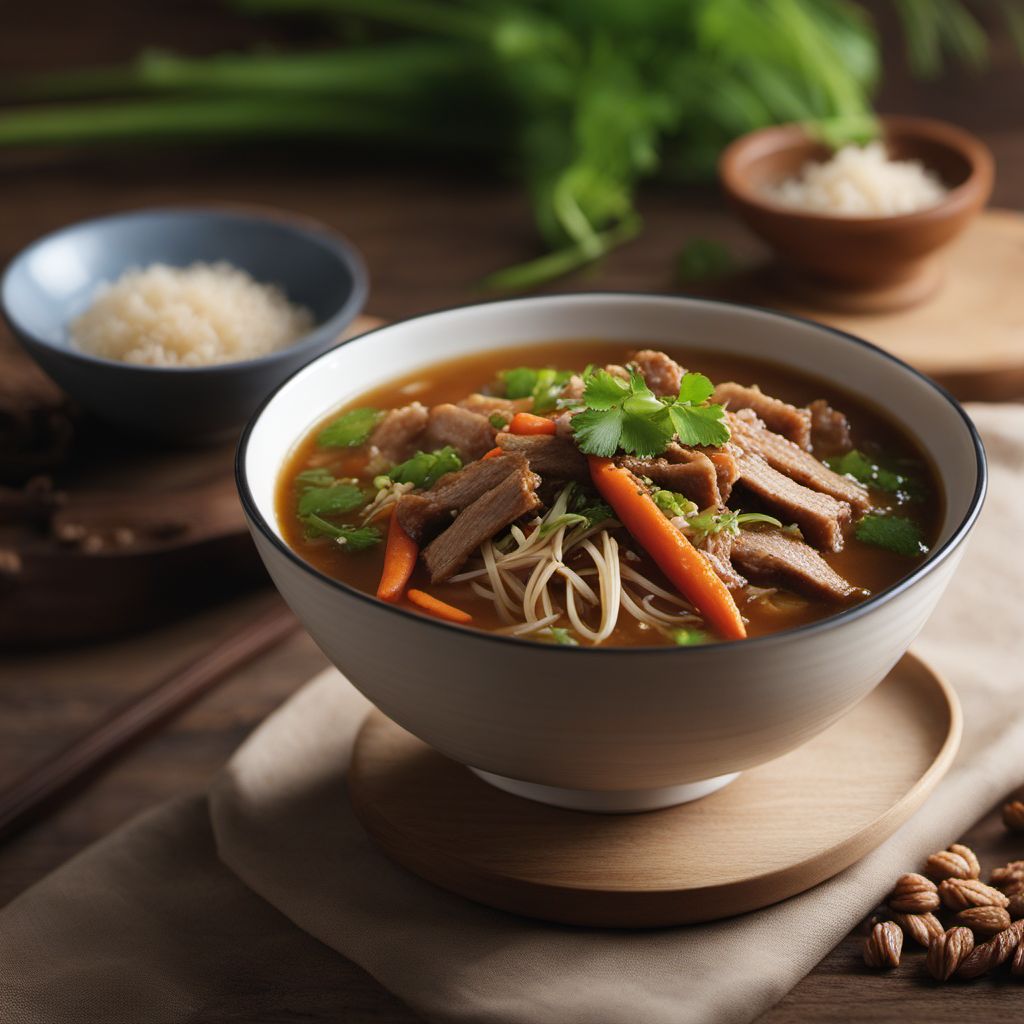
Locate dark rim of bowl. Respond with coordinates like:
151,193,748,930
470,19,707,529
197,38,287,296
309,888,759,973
719,115,994,226
0,205,369,376
236,291,987,656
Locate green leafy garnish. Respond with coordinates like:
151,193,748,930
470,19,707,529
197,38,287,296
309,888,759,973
685,509,784,545
297,482,366,518
667,373,731,447
671,627,712,647
317,408,382,448
571,367,729,457
488,412,508,430
652,489,697,519
301,514,382,551
569,487,614,529
541,627,579,647
295,468,368,519
674,238,734,284
385,446,462,490
855,514,928,557
826,449,925,501
499,366,573,413
295,467,336,489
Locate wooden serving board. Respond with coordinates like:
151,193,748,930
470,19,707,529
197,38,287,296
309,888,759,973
710,208,1024,402
347,652,960,928
0,315,381,648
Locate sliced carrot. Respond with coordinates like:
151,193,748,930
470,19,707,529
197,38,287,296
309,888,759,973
508,412,557,436
481,446,504,460
587,456,747,642
407,588,473,625
376,510,419,603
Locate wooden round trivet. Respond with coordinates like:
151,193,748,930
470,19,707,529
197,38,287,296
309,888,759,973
347,651,960,928
722,209,1024,401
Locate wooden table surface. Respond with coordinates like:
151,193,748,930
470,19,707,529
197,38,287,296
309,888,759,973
3,4,1024,1022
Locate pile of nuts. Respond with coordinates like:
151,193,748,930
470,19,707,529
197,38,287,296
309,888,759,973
863,800,1024,981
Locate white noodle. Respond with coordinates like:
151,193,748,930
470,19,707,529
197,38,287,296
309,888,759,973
442,484,706,646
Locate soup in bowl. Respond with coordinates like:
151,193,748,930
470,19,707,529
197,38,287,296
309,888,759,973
238,294,985,811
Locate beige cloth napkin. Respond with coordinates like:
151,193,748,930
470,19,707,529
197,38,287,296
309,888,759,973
3,403,1024,1024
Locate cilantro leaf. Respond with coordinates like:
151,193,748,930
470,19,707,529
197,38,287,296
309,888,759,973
676,371,714,405
301,514,382,550
826,449,925,500
667,403,730,447
387,446,462,490
619,406,674,456
671,627,712,646
317,408,382,448
571,406,625,457
582,368,630,410
297,482,367,518
571,364,729,456
855,514,928,557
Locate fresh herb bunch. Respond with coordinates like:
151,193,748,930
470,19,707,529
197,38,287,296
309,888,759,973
1,0,1019,287
571,368,729,457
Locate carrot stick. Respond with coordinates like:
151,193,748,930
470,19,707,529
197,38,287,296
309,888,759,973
406,589,473,624
376,510,419,603
481,446,504,460
508,412,557,436
587,457,747,641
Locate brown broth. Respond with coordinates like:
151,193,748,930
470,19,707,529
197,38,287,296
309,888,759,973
276,341,942,645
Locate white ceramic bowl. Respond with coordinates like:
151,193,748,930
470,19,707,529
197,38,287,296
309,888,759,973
237,294,985,811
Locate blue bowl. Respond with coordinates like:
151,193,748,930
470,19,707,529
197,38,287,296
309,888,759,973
0,206,368,443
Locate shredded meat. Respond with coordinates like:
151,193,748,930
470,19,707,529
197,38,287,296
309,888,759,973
395,453,531,543
730,529,858,602
457,393,531,420
727,411,869,511
617,449,721,508
368,402,428,463
630,349,685,397
496,432,589,482
422,403,496,461
713,382,812,450
700,531,748,590
423,467,541,582
808,399,854,455
732,449,851,552
561,375,585,402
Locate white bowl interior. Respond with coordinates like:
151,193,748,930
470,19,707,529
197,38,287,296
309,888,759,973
245,294,979,556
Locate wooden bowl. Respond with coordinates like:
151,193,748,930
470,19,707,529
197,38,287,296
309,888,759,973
719,116,994,311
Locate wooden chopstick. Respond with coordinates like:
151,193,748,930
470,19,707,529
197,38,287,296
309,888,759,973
0,602,301,841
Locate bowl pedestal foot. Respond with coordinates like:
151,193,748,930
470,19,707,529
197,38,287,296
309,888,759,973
468,767,739,813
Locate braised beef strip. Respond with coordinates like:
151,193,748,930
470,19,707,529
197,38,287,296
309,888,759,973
727,410,870,511
713,382,812,450
396,453,531,543
730,529,859,602
731,449,852,552
423,466,541,582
